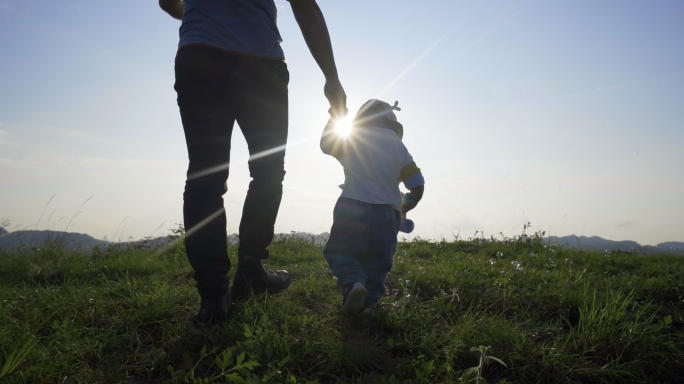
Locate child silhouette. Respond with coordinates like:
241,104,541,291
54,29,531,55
320,99,425,313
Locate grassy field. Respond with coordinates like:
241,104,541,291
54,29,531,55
1,230,683,383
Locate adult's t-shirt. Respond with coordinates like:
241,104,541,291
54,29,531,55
179,0,287,60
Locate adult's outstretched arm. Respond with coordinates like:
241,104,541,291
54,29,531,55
159,0,184,20
290,0,347,119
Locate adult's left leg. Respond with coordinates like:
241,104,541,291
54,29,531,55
175,46,239,302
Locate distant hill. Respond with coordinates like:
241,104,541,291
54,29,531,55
0,230,109,251
544,235,684,255
0,230,330,252
0,230,186,252
657,241,684,251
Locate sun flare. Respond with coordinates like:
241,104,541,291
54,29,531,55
335,115,353,137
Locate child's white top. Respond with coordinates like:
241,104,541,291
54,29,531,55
321,126,423,212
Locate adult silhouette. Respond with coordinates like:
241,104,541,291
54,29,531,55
160,0,347,323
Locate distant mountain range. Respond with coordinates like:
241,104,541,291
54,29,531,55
1,229,682,255
543,236,684,255
0,230,328,251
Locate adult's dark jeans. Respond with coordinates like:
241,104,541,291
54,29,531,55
174,45,289,299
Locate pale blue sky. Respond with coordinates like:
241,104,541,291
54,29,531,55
1,0,682,244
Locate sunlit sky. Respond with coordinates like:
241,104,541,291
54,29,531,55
1,0,683,245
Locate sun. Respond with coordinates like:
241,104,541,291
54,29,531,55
334,115,353,136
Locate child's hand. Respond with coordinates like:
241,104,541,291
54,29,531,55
401,203,416,215
401,193,418,215
401,186,424,215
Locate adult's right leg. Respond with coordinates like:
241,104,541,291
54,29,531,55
175,46,237,305
230,56,291,301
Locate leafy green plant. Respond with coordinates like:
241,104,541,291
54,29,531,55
460,346,507,384
166,345,261,384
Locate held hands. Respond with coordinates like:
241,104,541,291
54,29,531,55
324,78,347,119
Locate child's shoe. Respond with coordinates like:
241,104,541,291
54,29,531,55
341,282,367,313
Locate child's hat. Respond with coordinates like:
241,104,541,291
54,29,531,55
353,99,404,139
